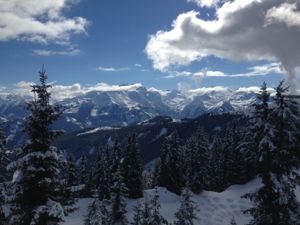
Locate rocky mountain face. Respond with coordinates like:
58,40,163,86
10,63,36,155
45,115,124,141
0,85,256,148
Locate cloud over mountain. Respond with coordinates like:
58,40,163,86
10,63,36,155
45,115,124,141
145,0,300,89
1,82,143,101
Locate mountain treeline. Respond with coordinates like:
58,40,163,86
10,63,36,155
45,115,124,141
0,68,299,225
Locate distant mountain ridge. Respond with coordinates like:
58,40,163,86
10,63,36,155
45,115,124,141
0,84,258,147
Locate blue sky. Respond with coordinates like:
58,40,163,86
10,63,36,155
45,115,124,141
1,0,297,91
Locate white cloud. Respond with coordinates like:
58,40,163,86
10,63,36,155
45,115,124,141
147,87,170,96
1,82,143,101
188,86,230,94
165,62,283,79
0,0,88,44
32,48,81,56
165,70,193,79
187,0,220,8
266,3,300,27
134,64,142,67
86,83,142,92
194,70,227,78
145,0,300,89
97,66,130,72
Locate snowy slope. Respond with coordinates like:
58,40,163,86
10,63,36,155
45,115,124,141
63,178,298,225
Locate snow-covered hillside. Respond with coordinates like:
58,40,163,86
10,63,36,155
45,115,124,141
64,178,299,225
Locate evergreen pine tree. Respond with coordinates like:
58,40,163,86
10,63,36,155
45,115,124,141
174,188,198,225
122,134,143,198
223,122,247,185
0,188,6,225
271,81,300,174
84,199,111,225
0,127,7,184
93,148,112,200
157,132,185,195
111,138,122,175
243,81,300,224
239,130,258,182
67,153,78,187
208,135,227,191
185,127,210,193
131,201,143,225
151,161,160,188
7,67,74,225
149,188,168,225
0,127,7,224
141,197,152,225
79,153,88,185
132,189,168,225
111,167,128,225
157,141,169,189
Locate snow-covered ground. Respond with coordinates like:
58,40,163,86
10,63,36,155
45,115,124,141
63,178,300,225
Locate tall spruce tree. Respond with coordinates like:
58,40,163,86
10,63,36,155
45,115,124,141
174,188,198,225
208,135,227,191
0,190,6,225
149,188,168,225
244,81,300,224
122,134,143,198
131,189,168,225
7,67,74,225
185,127,210,193
79,153,87,185
223,122,247,185
111,138,122,175
67,153,78,187
0,127,7,184
131,201,143,225
111,167,128,225
0,127,7,224
157,132,185,195
141,196,152,225
93,148,112,200
84,199,111,225
239,129,259,182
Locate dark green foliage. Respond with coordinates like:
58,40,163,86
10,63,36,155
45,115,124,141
67,153,78,187
7,67,75,225
0,190,6,225
93,148,112,201
79,153,88,185
157,132,185,195
111,168,128,225
149,189,168,225
84,199,111,225
244,81,300,225
0,127,8,183
111,139,122,175
131,202,143,225
0,127,7,224
185,127,210,193
174,188,198,225
223,123,247,185
208,136,227,192
131,189,168,225
122,134,143,198
141,197,152,225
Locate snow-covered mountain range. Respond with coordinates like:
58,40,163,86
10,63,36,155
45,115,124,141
0,84,259,146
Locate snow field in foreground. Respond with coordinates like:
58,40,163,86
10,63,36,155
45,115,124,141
64,178,300,225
